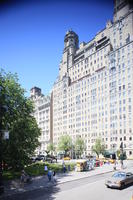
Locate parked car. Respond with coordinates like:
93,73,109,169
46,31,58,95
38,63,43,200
105,171,133,189
31,156,37,163
63,157,71,160
103,158,109,164
76,160,87,172
35,155,44,162
109,158,115,164
103,157,115,164
44,155,57,163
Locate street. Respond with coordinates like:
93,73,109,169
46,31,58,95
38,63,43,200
2,171,133,200
52,173,133,200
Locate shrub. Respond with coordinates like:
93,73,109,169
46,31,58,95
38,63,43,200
3,162,76,180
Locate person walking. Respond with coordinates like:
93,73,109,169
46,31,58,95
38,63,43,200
20,170,31,187
52,171,56,183
62,162,66,173
44,165,48,175
120,159,124,169
68,164,70,171
113,160,117,170
47,169,52,181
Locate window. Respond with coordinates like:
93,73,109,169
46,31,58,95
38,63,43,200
129,129,132,133
126,34,130,44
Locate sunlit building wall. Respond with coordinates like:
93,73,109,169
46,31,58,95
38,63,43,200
30,87,51,155
52,0,133,158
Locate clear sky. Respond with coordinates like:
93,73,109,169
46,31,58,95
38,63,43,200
0,0,113,96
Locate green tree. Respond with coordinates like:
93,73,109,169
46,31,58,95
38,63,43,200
47,142,55,155
92,138,105,158
1,70,41,170
74,137,85,158
58,135,72,156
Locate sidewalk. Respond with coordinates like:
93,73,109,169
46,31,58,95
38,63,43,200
0,160,132,199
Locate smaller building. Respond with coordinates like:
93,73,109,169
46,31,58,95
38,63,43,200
30,87,51,155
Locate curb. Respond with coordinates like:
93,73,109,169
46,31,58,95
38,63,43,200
57,170,114,185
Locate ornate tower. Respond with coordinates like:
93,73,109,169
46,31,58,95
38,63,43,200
64,30,79,52
59,30,79,79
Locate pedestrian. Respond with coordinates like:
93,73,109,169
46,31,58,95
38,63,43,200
62,162,66,173
47,169,52,181
62,159,65,165
53,170,56,176
44,164,48,175
113,160,117,170
51,169,53,181
120,159,123,169
20,170,26,184
20,170,31,184
68,164,70,171
53,171,56,183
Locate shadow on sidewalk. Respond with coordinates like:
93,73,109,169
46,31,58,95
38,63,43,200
1,184,61,200
1,172,73,200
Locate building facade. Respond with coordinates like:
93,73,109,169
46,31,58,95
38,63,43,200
30,87,51,155
52,0,133,158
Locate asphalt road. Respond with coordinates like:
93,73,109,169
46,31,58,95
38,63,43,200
2,172,133,200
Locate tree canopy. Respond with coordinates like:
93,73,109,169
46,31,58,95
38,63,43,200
0,70,41,170
74,137,85,158
92,138,105,158
58,135,72,156
47,142,56,155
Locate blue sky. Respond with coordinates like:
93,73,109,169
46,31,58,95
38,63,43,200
0,0,113,96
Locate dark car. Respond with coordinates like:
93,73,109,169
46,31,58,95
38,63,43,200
105,171,133,189
35,155,45,162
30,156,37,163
44,155,57,163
